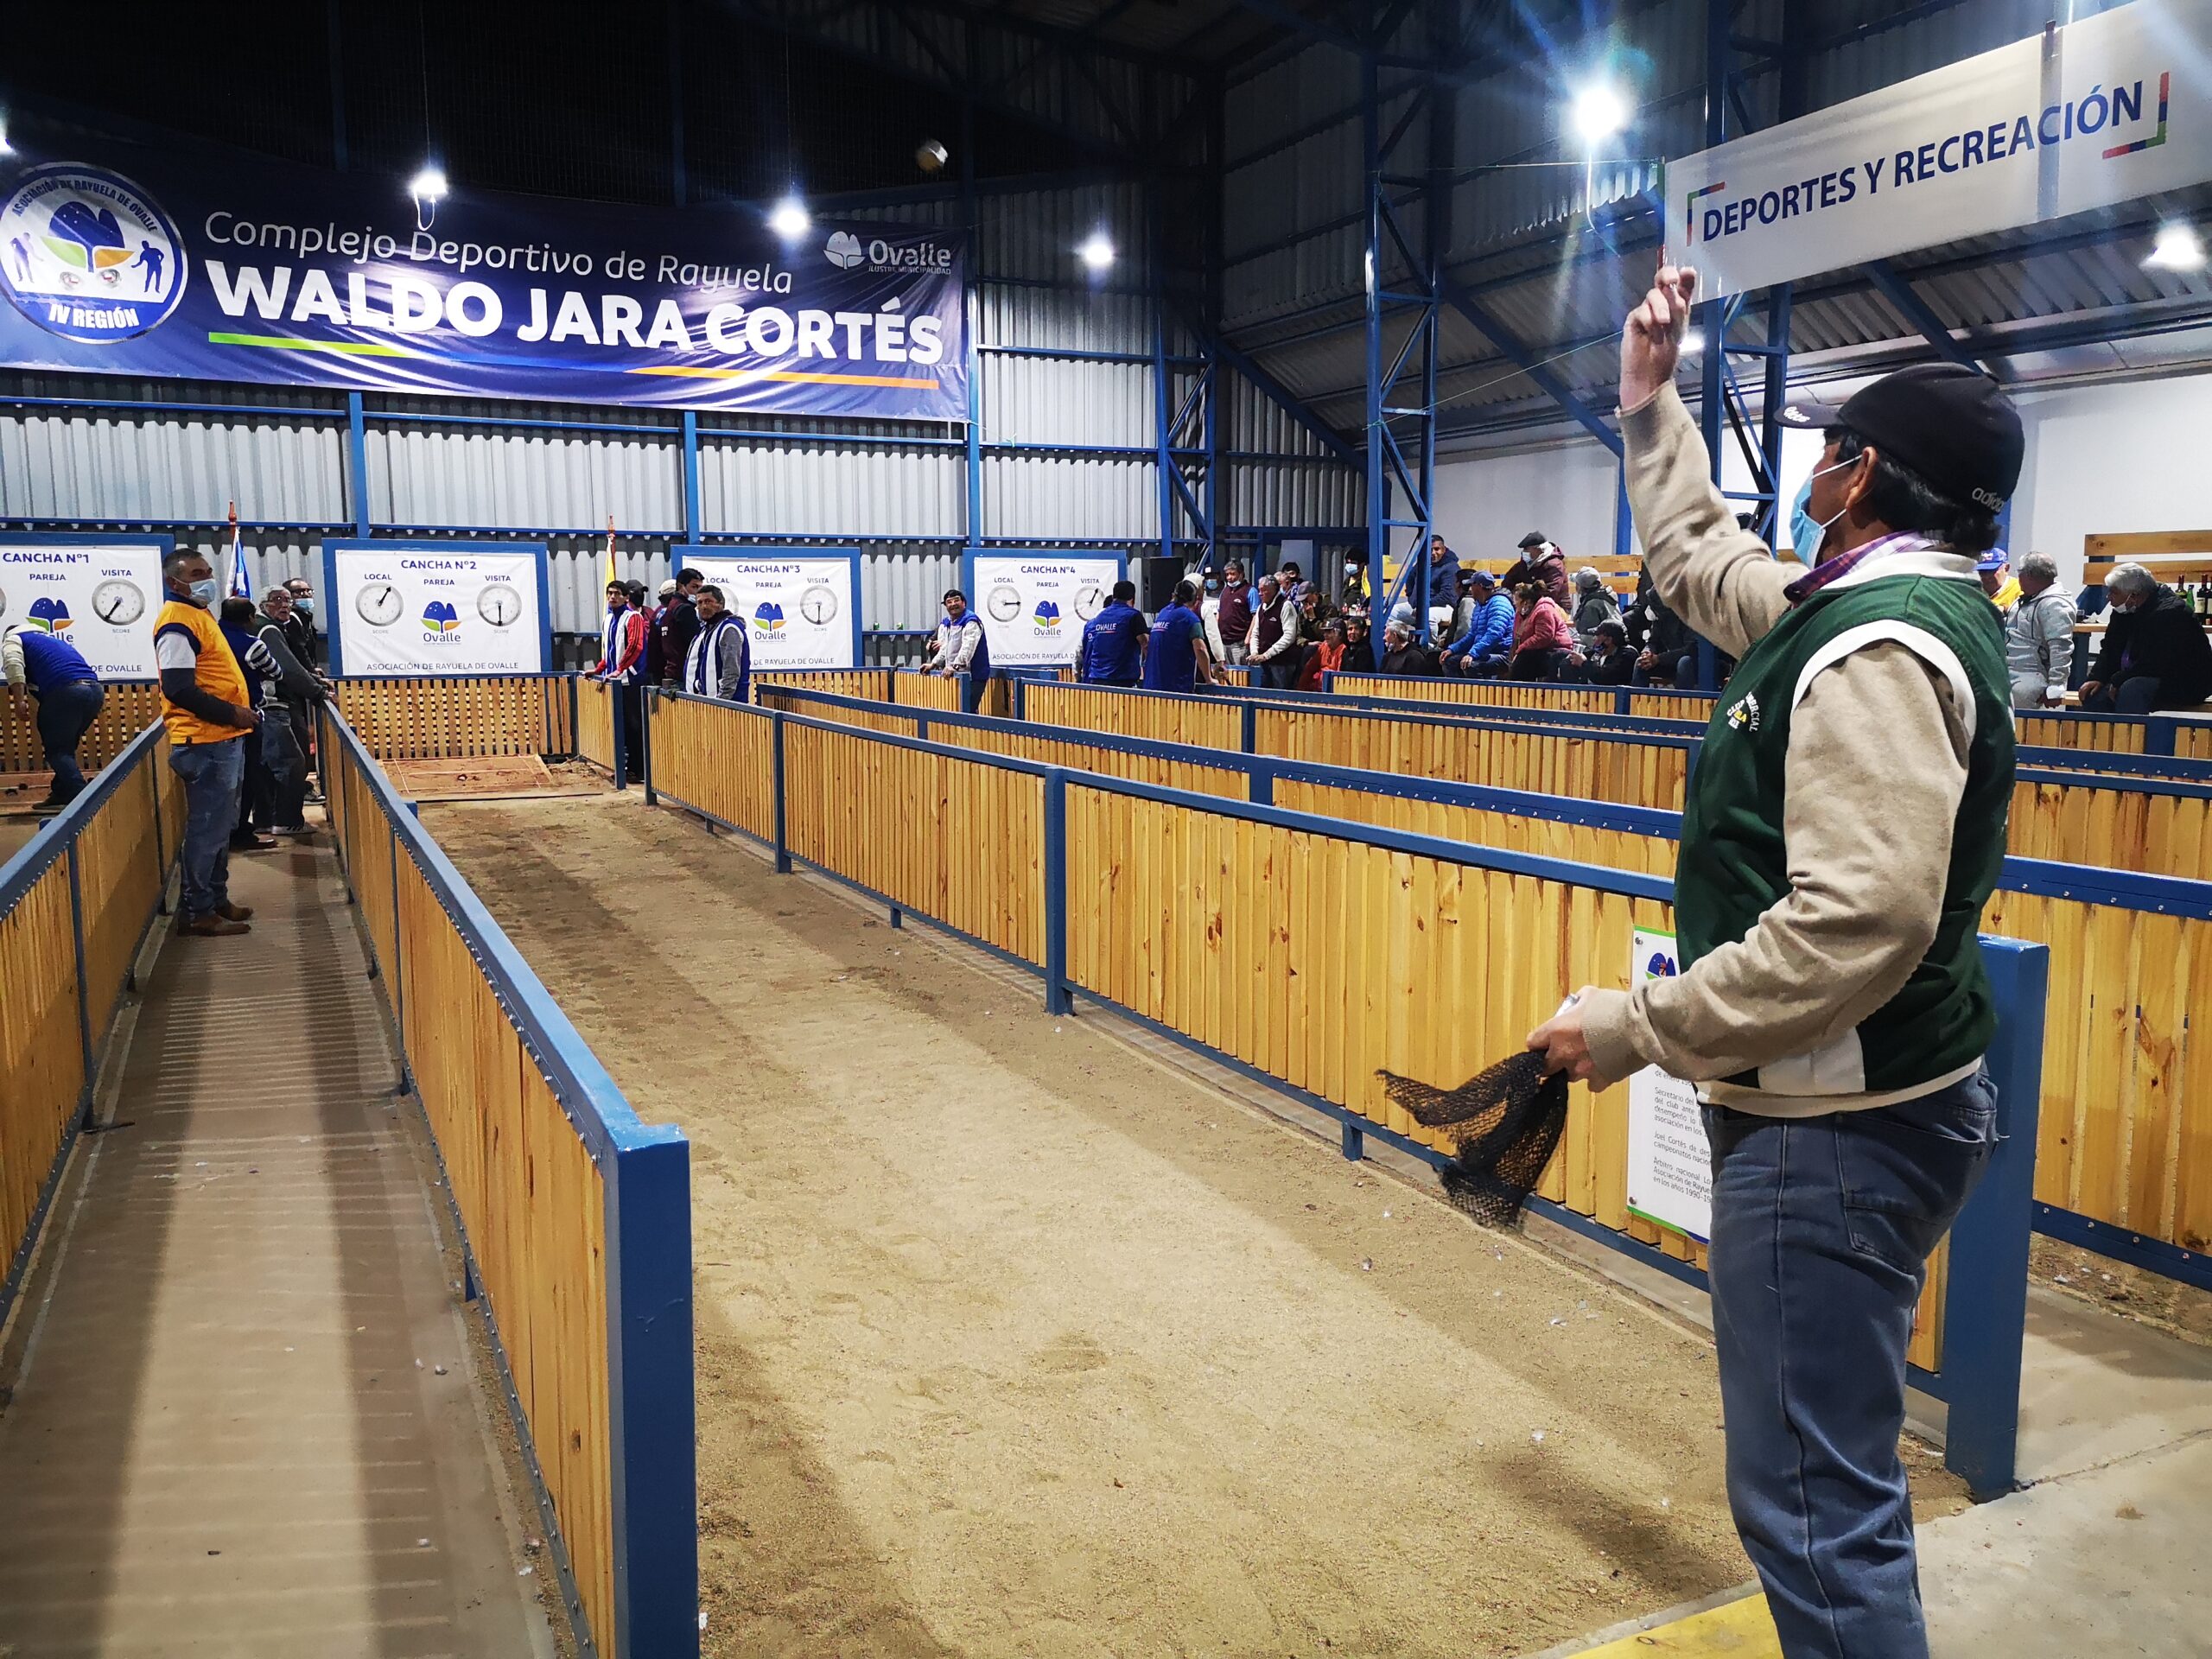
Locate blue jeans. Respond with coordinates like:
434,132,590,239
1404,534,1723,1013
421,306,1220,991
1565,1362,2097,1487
35,679,105,804
2081,675,2164,715
257,702,308,827
169,738,245,919
1703,1069,1997,1659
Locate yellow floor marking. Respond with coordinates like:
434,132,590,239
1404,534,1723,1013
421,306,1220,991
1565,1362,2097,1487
1573,1593,1779,1656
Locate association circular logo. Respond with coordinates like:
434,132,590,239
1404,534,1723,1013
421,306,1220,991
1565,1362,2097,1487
0,163,189,343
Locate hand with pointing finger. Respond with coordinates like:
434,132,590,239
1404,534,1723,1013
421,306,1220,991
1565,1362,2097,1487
1620,264,1699,413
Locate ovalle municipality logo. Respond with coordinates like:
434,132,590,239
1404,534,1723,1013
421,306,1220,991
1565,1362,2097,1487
1,163,188,344
1032,600,1061,632
422,600,461,636
823,232,866,270
753,601,786,634
27,596,72,634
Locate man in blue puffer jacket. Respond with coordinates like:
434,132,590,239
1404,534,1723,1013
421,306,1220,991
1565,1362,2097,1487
3,622,105,811
1440,570,1515,676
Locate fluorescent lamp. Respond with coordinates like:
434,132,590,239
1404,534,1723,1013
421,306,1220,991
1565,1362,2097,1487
1570,84,1631,148
1078,233,1116,271
2145,223,2205,272
768,197,810,239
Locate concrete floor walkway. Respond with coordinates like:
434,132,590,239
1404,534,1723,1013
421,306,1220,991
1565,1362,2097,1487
0,836,554,1658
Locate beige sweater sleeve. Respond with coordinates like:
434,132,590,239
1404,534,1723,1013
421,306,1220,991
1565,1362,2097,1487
1580,642,1970,1088
1620,383,1794,658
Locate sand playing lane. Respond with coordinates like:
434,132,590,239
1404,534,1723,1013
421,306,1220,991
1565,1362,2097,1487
431,793,1778,1659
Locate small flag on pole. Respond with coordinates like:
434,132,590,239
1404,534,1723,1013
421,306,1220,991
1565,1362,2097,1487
226,502,251,599
602,514,619,592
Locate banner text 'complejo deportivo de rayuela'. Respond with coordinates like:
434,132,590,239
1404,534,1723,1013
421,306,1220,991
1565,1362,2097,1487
0,139,966,418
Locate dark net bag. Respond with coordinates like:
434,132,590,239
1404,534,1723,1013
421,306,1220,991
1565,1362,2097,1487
1377,1051,1570,1228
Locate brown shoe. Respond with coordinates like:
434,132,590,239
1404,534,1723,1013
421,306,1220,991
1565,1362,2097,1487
181,914,250,937
215,902,255,922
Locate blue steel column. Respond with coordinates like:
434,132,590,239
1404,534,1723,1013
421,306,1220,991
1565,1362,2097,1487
961,32,984,547
1152,181,1176,567
680,409,702,543
346,391,372,537
1203,71,1225,573
1362,47,1388,628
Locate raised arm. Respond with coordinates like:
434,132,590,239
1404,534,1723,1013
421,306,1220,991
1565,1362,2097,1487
1618,264,1792,658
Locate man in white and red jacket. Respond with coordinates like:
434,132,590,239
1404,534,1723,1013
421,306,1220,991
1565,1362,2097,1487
594,580,647,782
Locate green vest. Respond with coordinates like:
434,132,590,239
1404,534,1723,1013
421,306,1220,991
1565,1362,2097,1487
1675,570,2015,1099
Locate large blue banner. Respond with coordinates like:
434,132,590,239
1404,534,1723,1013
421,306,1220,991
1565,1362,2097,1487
0,140,966,419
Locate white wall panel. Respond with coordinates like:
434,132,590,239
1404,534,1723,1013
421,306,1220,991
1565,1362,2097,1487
699,438,962,539
1431,438,1630,564
2012,370,2212,587
365,423,683,532
983,454,1155,541
982,355,1152,448
0,406,344,524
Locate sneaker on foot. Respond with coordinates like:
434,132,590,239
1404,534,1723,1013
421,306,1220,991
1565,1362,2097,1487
271,823,317,839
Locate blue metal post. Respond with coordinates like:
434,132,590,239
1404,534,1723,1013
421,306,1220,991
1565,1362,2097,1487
1362,47,1387,637
640,689,657,807
1043,770,1071,1015
66,841,94,1109
607,1132,699,1659
960,41,984,547
680,410,702,543
346,391,372,537
1151,183,1176,568
770,712,791,874
389,828,410,1094
1239,701,1256,753
610,690,629,791
1939,937,2049,1498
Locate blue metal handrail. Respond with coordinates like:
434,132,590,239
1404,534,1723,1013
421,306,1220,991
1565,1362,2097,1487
649,680,2046,1497
321,709,696,1659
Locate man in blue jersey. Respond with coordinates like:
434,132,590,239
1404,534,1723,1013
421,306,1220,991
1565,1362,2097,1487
1141,581,1217,694
3,622,105,811
1078,580,1149,686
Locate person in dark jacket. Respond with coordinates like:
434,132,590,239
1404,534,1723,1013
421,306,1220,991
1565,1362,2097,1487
218,599,278,852
1502,531,1572,609
658,567,703,685
1563,619,1637,685
281,577,321,670
2,622,104,810
1378,620,1437,677
1423,534,1461,635
2081,562,2212,713
1339,614,1376,675
252,588,326,836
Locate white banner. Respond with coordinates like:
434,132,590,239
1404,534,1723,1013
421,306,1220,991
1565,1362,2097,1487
0,539,164,677
967,553,1121,670
328,544,547,677
685,552,860,671
1624,926,1713,1243
1669,2,2212,302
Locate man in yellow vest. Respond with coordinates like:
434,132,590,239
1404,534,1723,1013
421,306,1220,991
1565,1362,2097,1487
155,550,262,936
